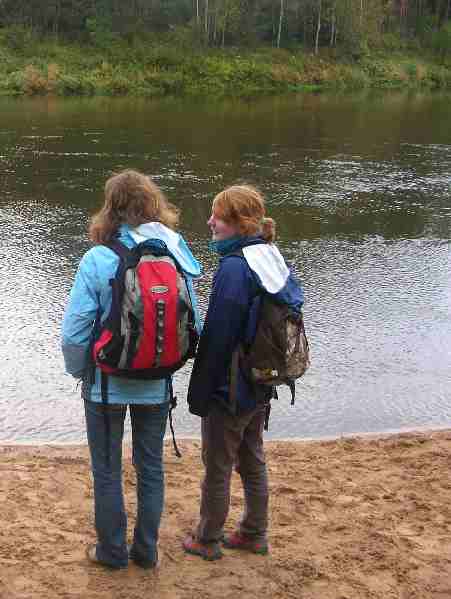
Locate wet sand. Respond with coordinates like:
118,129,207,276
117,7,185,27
1,430,451,598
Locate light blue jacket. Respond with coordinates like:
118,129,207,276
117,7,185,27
62,223,202,405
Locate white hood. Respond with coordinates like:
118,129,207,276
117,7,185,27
128,222,201,277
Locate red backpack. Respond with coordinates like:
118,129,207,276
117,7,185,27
91,239,199,459
93,239,198,379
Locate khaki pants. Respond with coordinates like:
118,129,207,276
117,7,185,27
196,404,269,543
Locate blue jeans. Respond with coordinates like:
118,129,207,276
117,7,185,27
84,400,169,568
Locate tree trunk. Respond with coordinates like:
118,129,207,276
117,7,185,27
271,1,276,44
400,0,408,36
196,0,199,25
444,0,451,26
213,2,218,43
54,0,60,38
277,0,284,48
315,0,321,55
205,0,209,39
330,5,335,46
416,0,423,35
222,11,227,47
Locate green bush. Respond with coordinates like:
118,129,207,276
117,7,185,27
404,62,418,80
165,25,203,51
426,64,451,88
147,46,187,69
86,17,118,49
153,71,186,94
0,27,450,97
3,70,26,94
338,66,371,89
361,59,391,82
55,73,95,95
0,25,35,53
100,74,132,96
379,33,405,52
430,24,451,58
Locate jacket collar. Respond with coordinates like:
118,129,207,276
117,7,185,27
118,223,202,277
211,235,266,257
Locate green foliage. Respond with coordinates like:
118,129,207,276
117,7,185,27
0,25,34,52
0,0,450,57
0,26,449,98
379,33,406,52
404,62,418,80
429,24,451,58
160,25,203,51
425,63,451,87
146,46,187,70
86,16,118,49
337,66,371,89
142,71,186,95
0,0,451,54
2,70,28,95
55,73,95,95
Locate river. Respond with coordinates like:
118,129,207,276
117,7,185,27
0,91,450,443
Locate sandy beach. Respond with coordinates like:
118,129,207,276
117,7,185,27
1,430,450,599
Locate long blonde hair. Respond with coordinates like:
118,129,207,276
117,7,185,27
89,169,179,244
212,184,276,243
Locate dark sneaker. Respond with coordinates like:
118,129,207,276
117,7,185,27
86,545,128,569
182,535,223,561
129,547,160,571
222,532,269,555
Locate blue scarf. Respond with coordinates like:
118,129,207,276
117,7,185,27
208,236,245,256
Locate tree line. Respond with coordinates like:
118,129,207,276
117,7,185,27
0,0,450,54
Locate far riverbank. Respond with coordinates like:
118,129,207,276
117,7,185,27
1,36,450,98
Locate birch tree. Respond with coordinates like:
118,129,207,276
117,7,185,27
315,0,322,54
277,0,284,47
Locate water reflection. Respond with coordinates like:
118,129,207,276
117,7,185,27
0,91,450,442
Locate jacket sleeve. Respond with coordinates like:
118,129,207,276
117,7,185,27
61,251,100,378
187,256,254,416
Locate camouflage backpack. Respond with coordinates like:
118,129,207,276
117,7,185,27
240,295,310,405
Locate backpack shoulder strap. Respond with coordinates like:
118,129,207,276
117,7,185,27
104,239,135,261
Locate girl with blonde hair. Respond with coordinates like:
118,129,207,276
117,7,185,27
62,170,201,569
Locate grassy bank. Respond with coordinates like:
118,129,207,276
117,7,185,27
0,32,450,98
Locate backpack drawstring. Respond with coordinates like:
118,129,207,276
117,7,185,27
99,374,180,470
264,402,271,432
167,378,182,458
101,371,111,469
289,381,296,406
264,386,279,432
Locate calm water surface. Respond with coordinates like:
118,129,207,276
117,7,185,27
0,92,450,443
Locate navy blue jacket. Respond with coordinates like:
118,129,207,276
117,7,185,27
187,238,304,417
